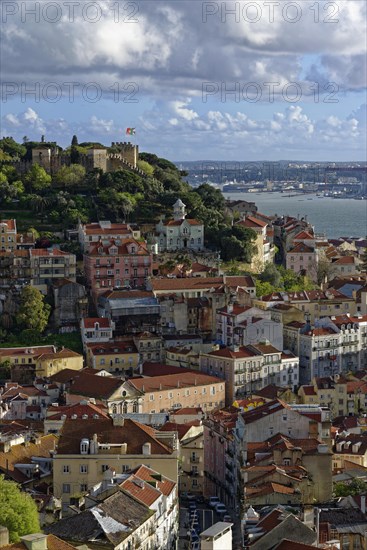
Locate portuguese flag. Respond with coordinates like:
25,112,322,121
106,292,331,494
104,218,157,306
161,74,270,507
126,128,136,135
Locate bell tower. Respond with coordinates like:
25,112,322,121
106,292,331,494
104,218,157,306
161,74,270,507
173,198,186,221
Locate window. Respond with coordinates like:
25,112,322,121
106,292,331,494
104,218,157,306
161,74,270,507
101,465,109,472
80,464,88,473
63,465,70,474
62,483,70,493
122,465,130,472
149,395,154,401
80,484,88,492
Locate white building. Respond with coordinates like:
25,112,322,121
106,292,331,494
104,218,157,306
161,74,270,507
284,314,367,384
155,199,204,252
200,522,233,550
80,317,115,351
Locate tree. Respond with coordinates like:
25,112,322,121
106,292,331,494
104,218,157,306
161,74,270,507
256,280,275,297
259,262,283,289
137,160,154,177
55,164,86,188
0,475,40,542
15,286,51,333
334,478,367,497
0,137,26,159
24,164,51,193
71,135,78,146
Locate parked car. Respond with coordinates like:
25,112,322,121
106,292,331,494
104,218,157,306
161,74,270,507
187,492,197,501
223,514,232,523
215,503,227,515
208,496,221,508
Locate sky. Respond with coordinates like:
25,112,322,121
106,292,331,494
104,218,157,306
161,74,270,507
1,0,366,161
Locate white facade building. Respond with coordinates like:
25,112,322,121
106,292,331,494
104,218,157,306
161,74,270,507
155,199,204,252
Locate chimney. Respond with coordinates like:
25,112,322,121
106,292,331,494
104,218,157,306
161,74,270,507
20,534,48,550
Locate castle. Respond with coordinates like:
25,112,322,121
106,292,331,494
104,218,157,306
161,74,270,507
13,141,140,175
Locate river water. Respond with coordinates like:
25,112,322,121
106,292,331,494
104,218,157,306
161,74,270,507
223,192,367,239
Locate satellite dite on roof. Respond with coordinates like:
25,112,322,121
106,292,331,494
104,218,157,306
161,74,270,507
200,522,233,550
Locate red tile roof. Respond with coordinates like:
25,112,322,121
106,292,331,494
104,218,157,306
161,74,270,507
86,340,137,356
293,231,314,240
238,216,267,228
287,242,315,253
164,219,201,226
82,317,112,329
207,346,257,359
57,417,173,455
131,464,176,496
0,219,16,231
129,371,222,393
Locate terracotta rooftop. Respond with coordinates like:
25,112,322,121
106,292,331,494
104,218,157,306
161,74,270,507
57,417,173,455
131,464,176,496
83,222,132,235
129,371,222,393
82,317,112,329
0,434,57,483
293,230,314,240
207,346,257,359
86,340,137,355
164,218,201,226
287,242,315,253
151,275,255,292
0,219,16,231
238,216,267,228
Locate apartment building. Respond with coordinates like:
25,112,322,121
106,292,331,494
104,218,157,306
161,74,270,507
216,303,283,350
29,248,76,294
160,421,204,495
122,369,225,414
0,345,83,383
200,344,299,404
286,242,318,281
284,314,367,383
53,416,179,507
80,317,115,350
242,434,332,505
0,219,17,251
237,216,274,271
0,249,31,288
78,220,140,252
85,340,140,375
84,238,152,296
255,288,356,323
133,331,164,363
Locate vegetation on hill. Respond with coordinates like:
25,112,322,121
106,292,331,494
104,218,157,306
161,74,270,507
0,475,40,542
0,137,258,262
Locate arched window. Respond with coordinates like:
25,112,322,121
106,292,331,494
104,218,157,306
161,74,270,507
132,401,138,413
123,402,128,414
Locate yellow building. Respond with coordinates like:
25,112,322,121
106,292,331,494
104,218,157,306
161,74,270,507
86,340,139,375
0,219,17,251
53,416,179,509
0,346,83,383
160,421,204,495
298,376,365,418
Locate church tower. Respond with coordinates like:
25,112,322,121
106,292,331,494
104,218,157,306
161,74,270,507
173,198,186,221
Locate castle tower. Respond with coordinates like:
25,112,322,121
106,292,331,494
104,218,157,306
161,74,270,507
87,148,107,172
173,198,186,221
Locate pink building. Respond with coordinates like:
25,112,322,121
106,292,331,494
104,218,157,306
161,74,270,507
286,242,317,281
84,238,152,297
